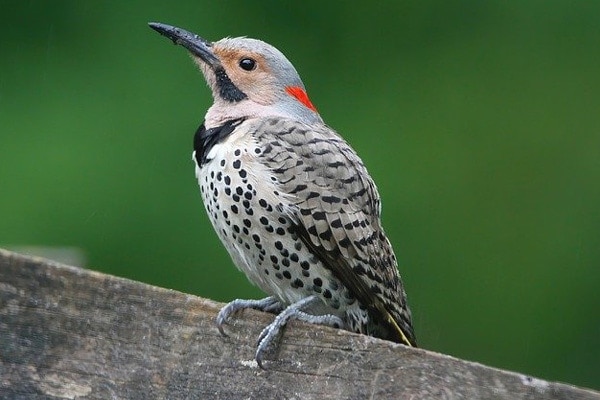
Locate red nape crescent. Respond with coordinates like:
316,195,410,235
285,86,318,112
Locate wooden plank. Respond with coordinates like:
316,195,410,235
1,248,598,399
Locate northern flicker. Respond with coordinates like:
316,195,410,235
149,22,417,365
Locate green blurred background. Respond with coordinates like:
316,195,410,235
1,0,599,390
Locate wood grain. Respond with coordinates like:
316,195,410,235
1,248,598,399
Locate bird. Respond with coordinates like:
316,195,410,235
148,22,417,366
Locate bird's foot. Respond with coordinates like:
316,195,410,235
255,295,344,368
294,311,345,329
216,296,283,336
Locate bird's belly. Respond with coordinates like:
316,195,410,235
194,142,355,316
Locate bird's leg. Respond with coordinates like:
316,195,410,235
255,295,344,368
216,296,283,336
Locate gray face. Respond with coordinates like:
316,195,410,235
193,36,321,124
150,23,322,124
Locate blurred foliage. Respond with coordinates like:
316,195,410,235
1,0,599,390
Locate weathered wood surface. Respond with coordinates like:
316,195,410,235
0,248,598,400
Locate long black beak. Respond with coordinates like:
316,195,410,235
148,22,220,68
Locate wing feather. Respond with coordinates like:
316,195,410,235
252,117,416,346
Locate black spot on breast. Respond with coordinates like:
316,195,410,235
291,279,304,288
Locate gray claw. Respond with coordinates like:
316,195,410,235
216,296,281,336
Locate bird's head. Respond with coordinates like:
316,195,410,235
149,22,322,126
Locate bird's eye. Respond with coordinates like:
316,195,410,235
239,58,256,71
